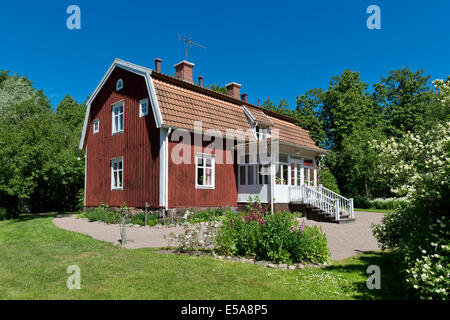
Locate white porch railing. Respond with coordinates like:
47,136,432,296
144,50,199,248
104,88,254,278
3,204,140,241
289,185,354,221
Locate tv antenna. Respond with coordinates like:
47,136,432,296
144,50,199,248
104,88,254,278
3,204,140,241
177,34,206,60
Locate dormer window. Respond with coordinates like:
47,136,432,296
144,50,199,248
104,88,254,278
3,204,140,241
139,98,149,117
256,126,269,141
116,78,123,91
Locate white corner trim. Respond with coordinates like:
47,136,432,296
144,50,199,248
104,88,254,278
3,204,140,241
159,127,170,209
79,58,164,149
242,106,256,124
84,145,87,207
146,73,163,128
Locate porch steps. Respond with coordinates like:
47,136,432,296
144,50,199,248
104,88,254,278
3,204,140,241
290,202,355,224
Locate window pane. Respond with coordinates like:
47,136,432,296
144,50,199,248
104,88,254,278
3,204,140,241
197,157,203,167
197,167,204,185
276,165,281,184
205,158,212,167
113,171,117,188
240,166,246,185
119,114,123,130
205,168,212,186
118,161,122,170
248,165,254,185
282,165,288,185
118,170,122,187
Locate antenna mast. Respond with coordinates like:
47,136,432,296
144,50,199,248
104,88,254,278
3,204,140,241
177,34,206,60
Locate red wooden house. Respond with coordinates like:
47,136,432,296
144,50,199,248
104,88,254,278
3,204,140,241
79,58,354,221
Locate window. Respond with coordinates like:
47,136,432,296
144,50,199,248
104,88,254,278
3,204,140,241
258,164,270,184
196,154,215,188
93,119,99,134
112,101,124,134
139,98,149,117
247,165,255,185
256,126,269,141
239,166,246,185
116,78,123,91
276,164,288,185
111,158,123,190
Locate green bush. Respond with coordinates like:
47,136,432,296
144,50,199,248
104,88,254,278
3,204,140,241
84,203,121,224
128,212,160,226
369,197,407,210
353,195,371,209
215,211,329,264
0,207,8,221
186,208,227,224
318,165,340,194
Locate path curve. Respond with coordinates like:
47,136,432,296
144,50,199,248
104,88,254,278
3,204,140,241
53,211,383,260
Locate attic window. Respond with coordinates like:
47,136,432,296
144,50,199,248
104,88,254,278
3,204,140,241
116,78,123,91
93,119,99,134
256,126,269,141
139,98,149,117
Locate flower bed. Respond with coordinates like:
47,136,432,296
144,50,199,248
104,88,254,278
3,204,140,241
172,197,330,265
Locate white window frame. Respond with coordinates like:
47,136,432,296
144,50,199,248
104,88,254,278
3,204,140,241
255,126,270,141
112,101,124,135
111,157,124,190
116,78,123,91
195,153,215,189
93,119,99,134
139,98,149,117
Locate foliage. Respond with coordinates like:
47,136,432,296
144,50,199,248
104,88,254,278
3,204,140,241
170,221,219,252
184,207,229,224
372,121,450,300
205,83,227,95
215,211,329,264
318,165,340,194
129,211,159,226
369,197,407,210
373,68,435,137
0,71,85,215
295,89,326,146
0,207,8,221
85,203,121,224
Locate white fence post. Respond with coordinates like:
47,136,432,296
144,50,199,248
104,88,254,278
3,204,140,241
349,198,354,219
334,199,340,221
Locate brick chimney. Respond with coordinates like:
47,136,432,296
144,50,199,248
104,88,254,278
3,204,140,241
241,93,248,102
174,60,195,83
154,58,162,73
198,76,204,87
226,82,241,99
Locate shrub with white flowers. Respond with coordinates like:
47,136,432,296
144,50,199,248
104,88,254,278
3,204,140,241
372,119,450,300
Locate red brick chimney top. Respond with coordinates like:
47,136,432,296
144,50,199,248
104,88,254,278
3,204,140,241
174,60,195,83
226,82,241,99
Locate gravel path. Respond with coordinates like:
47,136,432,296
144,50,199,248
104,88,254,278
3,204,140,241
304,211,384,260
53,215,184,249
53,211,383,260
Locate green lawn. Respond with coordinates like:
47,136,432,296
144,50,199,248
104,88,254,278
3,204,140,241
355,208,392,213
0,214,406,300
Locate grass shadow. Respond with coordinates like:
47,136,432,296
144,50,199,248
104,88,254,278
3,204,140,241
324,250,409,300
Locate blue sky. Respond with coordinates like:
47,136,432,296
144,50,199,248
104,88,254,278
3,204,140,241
1,0,449,108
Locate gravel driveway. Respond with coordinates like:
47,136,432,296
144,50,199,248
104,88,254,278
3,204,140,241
53,211,383,261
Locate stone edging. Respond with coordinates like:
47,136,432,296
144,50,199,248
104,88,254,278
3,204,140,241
211,252,328,270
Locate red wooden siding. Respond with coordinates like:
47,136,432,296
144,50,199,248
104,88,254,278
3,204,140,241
167,133,238,208
85,67,160,208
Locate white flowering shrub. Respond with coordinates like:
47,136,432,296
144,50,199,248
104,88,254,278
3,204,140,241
168,221,220,252
372,120,450,300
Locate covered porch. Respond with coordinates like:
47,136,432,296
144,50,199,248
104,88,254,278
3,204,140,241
237,141,354,222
